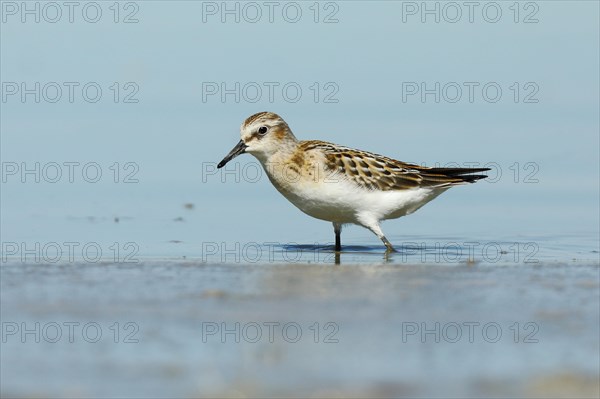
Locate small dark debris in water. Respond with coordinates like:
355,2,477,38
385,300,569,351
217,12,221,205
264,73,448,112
500,250,508,254
202,289,227,298
184,203,195,210
173,217,184,222
168,240,183,244
114,217,119,223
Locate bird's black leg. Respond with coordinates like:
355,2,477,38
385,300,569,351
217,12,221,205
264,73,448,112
333,222,342,252
363,221,397,253
381,236,397,253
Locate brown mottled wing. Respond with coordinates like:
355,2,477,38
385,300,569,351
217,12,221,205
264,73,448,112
302,141,489,191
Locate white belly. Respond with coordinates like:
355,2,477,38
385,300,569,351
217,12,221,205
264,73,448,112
266,168,447,224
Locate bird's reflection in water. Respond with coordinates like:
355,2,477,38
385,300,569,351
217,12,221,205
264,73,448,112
279,244,395,265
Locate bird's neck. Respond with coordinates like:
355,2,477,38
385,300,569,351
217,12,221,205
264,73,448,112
256,137,300,166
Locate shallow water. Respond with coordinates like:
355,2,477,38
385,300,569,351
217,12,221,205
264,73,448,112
2,257,599,398
2,203,599,398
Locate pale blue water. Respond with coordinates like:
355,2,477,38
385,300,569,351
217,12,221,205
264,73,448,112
1,1,599,397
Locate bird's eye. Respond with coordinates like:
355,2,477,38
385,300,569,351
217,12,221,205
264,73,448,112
258,126,268,135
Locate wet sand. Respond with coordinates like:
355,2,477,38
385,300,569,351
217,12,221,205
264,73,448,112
1,259,599,398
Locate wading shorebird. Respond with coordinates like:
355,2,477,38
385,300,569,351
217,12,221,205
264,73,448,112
217,112,489,252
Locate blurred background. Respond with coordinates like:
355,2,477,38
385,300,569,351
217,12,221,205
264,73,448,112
1,1,599,397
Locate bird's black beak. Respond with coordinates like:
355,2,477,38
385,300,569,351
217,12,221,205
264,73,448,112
217,140,248,168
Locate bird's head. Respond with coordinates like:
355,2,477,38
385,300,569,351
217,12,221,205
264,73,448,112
217,112,297,168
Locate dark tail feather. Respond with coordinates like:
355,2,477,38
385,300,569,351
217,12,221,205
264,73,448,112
455,174,489,183
426,167,490,184
427,167,491,176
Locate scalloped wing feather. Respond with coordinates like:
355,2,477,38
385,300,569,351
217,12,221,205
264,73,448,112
300,140,489,191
